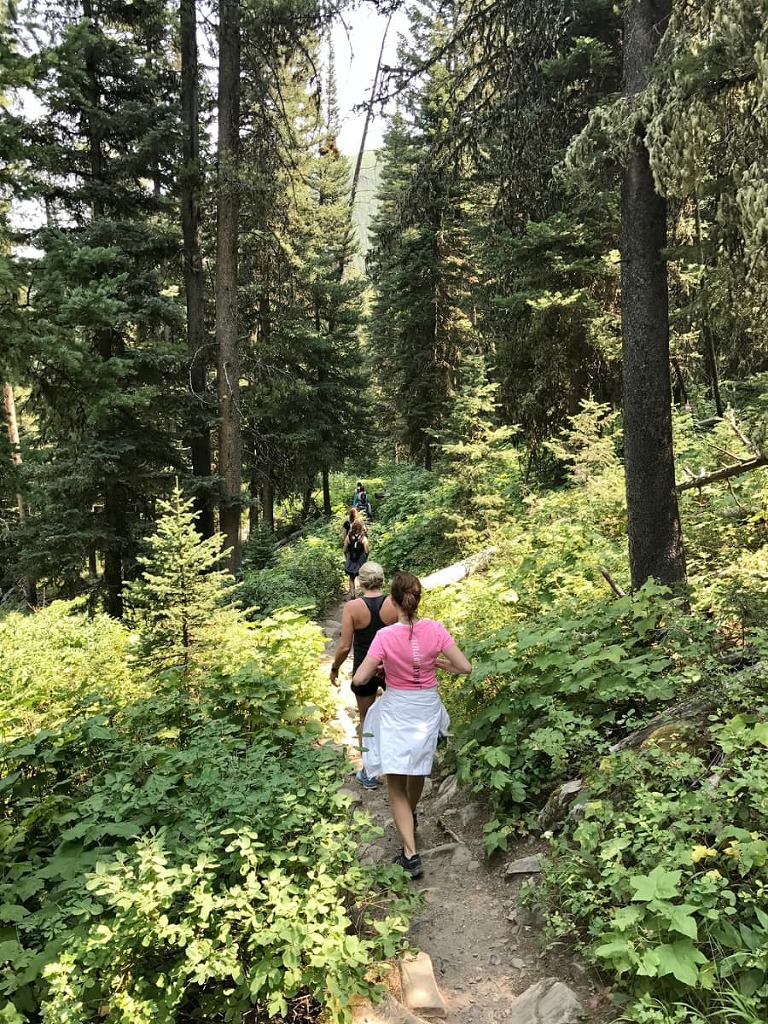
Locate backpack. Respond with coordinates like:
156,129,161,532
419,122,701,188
349,534,365,562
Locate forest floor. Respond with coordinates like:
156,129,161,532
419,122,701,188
319,598,619,1024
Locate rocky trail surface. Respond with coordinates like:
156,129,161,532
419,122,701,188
319,601,618,1024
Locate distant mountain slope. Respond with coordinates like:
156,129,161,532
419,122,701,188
349,150,383,275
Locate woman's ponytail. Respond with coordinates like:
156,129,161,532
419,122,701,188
391,571,422,623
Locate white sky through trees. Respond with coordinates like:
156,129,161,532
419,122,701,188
331,4,409,155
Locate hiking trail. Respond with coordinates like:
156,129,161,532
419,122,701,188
319,598,618,1024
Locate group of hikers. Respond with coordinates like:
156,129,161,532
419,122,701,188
341,482,373,598
329,548,473,881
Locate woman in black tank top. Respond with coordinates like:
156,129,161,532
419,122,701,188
329,561,397,789
352,595,387,677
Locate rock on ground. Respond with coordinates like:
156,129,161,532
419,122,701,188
507,979,584,1024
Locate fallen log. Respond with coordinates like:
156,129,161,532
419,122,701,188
608,696,717,753
421,547,497,590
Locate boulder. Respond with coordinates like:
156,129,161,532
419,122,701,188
507,978,584,1024
431,774,459,813
537,780,583,831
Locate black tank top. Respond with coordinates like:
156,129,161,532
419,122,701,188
352,595,387,671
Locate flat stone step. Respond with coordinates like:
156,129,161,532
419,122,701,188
398,951,447,1019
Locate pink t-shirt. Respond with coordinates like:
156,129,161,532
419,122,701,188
367,619,455,690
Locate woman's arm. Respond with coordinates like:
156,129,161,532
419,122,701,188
352,653,382,687
435,644,472,675
329,603,355,684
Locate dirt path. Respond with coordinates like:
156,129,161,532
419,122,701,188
320,602,616,1023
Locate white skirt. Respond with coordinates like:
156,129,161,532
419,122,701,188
362,687,450,777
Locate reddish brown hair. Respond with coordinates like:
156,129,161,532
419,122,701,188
390,571,421,621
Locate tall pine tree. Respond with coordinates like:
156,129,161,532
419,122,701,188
7,0,187,612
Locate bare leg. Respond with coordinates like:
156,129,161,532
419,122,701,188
355,693,375,754
406,776,425,813
387,773,417,857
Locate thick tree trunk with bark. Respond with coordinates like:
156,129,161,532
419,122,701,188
215,0,242,572
621,0,686,590
180,0,214,539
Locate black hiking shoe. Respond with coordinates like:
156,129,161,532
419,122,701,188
393,850,423,880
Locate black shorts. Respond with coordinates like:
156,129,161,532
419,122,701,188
351,674,386,698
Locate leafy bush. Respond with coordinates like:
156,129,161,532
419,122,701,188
533,708,768,1023
245,607,337,720
237,530,343,618
0,667,418,1022
368,464,462,575
0,599,139,740
442,583,719,853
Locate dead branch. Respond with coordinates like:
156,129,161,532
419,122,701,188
676,454,768,492
725,410,754,451
600,566,626,598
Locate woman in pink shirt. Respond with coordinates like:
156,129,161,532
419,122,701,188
352,571,472,880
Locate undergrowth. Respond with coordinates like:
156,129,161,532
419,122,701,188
0,491,418,1022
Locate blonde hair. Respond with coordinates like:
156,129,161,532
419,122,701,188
357,561,384,589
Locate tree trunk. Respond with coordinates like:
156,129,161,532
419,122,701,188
621,0,686,591
322,467,331,516
84,0,126,616
302,486,313,518
215,0,242,572
248,475,260,533
102,481,125,618
350,14,391,208
676,453,768,492
180,0,215,539
262,481,275,532
693,197,724,417
3,382,37,606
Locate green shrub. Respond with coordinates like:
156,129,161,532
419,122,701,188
443,583,719,853
0,663,418,1022
242,522,279,570
0,599,139,740
370,465,462,575
533,709,768,1022
123,486,251,680
243,607,337,721
237,530,343,618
